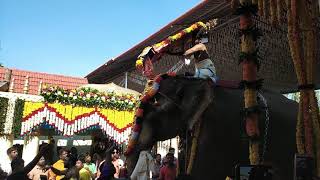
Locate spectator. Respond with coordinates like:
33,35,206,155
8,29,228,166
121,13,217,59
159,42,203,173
0,146,19,175
168,147,179,177
69,147,78,167
63,166,79,180
112,148,124,179
130,150,154,180
92,153,102,173
7,144,50,180
151,154,161,180
119,162,128,179
83,153,96,179
159,153,176,180
97,151,116,180
50,165,79,180
27,156,49,180
49,148,68,180
76,159,91,180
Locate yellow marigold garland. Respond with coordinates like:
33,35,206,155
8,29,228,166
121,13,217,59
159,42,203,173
135,21,207,71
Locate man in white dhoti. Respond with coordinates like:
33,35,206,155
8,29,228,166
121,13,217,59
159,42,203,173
130,150,155,180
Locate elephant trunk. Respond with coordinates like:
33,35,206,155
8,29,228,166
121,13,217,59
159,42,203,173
126,149,140,176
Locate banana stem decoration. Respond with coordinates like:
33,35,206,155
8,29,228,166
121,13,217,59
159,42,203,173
236,0,262,165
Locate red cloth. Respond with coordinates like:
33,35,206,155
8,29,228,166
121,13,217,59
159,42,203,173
159,165,176,180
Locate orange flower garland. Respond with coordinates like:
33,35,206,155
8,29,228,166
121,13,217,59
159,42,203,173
125,73,176,156
135,22,206,71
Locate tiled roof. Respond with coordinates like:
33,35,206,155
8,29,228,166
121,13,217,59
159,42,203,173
86,0,228,83
0,67,88,95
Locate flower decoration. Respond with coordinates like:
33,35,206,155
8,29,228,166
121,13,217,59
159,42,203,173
41,86,138,111
136,58,144,69
21,101,134,142
135,21,207,73
0,97,9,135
125,72,176,156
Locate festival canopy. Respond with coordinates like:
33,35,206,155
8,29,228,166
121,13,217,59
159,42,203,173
0,84,140,144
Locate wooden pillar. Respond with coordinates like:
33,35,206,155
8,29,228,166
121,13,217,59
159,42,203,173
38,81,43,95
4,69,12,82
9,78,14,93
238,0,261,165
23,76,29,94
125,72,128,89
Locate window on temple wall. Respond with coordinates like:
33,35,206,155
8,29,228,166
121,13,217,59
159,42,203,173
57,139,67,147
73,140,92,146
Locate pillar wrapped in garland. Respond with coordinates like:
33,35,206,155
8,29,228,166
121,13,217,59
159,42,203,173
286,0,320,176
235,0,262,165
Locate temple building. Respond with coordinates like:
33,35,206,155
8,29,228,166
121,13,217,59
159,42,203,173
86,0,320,93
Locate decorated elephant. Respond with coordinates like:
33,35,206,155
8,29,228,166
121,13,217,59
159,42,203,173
125,74,297,180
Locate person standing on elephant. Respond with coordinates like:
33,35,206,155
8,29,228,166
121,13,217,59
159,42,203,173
183,27,217,83
159,153,176,180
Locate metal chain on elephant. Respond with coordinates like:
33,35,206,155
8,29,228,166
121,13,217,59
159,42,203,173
257,92,270,164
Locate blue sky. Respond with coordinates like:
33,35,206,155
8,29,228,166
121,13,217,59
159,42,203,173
0,0,200,77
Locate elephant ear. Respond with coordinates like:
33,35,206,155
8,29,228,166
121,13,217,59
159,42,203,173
175,84,185,100
180,80,213,130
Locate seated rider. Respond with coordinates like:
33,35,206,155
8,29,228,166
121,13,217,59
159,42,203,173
183,28,217,83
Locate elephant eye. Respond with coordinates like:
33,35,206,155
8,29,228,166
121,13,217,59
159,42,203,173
151,97,160,106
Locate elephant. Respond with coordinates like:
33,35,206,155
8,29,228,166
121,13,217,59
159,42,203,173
126,75,298,180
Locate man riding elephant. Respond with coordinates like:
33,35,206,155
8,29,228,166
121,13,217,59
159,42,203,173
184,27,218,83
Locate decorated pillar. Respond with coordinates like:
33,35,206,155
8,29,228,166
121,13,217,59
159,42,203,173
23,76,29,94
4,68,12,82
9,78,14,93
22,133,40,165
38,80,43,95
235,0,262,165
0,96,15,173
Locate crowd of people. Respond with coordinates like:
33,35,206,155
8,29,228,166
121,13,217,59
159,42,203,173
0,141,180,180
0,142,125,180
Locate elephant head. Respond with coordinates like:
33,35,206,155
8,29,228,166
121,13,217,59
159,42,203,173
126,75,214,175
